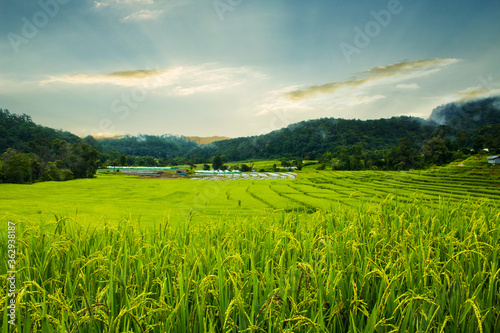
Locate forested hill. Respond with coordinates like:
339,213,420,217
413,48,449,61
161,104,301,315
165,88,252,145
200,116,436,161
0,108,81,153
1,95,499,164
429,97,500,131
198,96,500,161
0,109,100,184
98,135,198,158
95,116,439,162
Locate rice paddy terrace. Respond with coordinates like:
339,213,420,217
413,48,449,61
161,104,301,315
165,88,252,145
0,157,499,332
1,158,499,226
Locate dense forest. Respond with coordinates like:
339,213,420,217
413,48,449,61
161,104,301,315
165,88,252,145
97,99,499,171
99,134,198,159
0,109,99,184
0,109,80,152
1,96,499,183
199,116,437,160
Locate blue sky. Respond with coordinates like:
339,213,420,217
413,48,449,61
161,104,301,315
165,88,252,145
1,0,499,137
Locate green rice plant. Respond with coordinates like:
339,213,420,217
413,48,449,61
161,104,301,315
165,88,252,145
1,195,499,332
246,182,304,212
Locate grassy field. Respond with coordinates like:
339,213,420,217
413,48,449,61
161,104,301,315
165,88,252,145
0,156,499,332
1,156,499,226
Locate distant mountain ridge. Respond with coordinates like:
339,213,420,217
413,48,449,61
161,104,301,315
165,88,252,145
201,116,436,161
2,96,499,160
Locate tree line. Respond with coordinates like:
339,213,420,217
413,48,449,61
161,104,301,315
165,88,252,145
0,109,99,184
96,118,499,171
0,139,99,184
1,100,498,183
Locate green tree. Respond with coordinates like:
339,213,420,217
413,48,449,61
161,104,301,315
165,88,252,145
432,125,450,139
212,155,223,171
1,150,41,183
136,156,146,166
41,162,73,181
119,154,127,166
350,143,364,170
0,160,4,181
82,135,103,151
52,139,71,160
456,130,468,149
320,152,332,165
484,135,499,154
281,160,291,168
472,135,485,152
41,162,61,181
421,136,453,165
293,159,303,170
392,137,418,170
171,157,187,166
240,164,252,172
126,155,136,166
144,156,157,167
66,142,100,178
29,138,51,161
337,146,351,170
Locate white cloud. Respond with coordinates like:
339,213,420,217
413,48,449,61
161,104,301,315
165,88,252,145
255,87,386,116
396,83,420,90
256,86,313,116
94,0,190,21
449,85,500,102
256,59,459,116
286,59,459,100
40,63,265,96
121,9,163,21
94,1,109,8
95,0,154,6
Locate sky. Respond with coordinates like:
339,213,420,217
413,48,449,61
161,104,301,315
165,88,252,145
1,0,499,138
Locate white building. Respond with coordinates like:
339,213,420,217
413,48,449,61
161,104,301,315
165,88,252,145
487,156,500,165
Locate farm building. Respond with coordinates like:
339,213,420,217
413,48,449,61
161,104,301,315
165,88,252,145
487,156,500,165
175,169,189,175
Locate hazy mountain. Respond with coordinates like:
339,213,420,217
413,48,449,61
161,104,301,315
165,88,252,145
2,95,499,161
428,96,500,131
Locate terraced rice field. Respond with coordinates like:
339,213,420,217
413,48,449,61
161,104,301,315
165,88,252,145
1,161,499,332
191,172,296,181
1,165,499,225
293,170,500,207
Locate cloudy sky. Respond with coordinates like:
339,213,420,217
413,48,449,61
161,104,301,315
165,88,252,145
1,0,499,138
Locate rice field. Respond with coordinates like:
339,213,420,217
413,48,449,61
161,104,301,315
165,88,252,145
1,161,499,332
